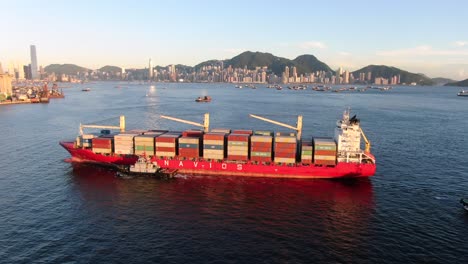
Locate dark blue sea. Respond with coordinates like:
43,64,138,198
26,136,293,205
0,82,467,263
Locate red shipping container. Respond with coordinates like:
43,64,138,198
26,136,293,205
315,160,337,166
156,136,178,143
250,146,272,152
232,130,253,135
182,130,203,137
251,142,272,148
251,156,272,162
228,134,250,141
274,143,296,150
203,133,225,140
274,151,297,158
156,146,176,152
314,150,337,156
227,155,249,161
275,148,297,154
179,149,200,156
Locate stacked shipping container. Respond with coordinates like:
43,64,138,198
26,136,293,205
203,132,225,160
92,137,113,154
85,127,340,167
114,134,135,155
155,134,180,157
250,135,273,162
274,135,297,164
301,140,313,164
313,138,337,166
227,134,249,161
134,134,156,156
178,130,203,159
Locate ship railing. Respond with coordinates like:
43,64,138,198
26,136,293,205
338,150,375,164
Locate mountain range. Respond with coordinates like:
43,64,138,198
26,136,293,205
44,51,460,85
444,79,468,87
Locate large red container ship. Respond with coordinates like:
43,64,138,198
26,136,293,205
60,110,376,179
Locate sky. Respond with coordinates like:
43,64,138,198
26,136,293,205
1,0,468,79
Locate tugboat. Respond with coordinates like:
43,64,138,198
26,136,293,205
195,96,211,102
460,198,468,211
117,156,178,179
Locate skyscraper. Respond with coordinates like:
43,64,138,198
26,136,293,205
30,45,39,80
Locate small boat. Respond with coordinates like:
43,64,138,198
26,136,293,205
82,88,91,92
460,198,468,211
116,156,178,179
457,90,468,96
195,96,212,102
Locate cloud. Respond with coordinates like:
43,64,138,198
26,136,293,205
454,41,468,47
338,51,351,56
376,45,468,56
298,41,327,49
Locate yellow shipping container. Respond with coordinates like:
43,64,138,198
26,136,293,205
179,138,200,144
251,135,272,143
274,157,296,163
155,151,176,157
156,142,176,147
275,136,297,143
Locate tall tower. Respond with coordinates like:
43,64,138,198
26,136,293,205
148,58,153,80
30,45,39,80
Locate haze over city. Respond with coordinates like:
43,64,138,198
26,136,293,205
1,0,468,79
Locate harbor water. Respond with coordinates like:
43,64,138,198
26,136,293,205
0,83,467,263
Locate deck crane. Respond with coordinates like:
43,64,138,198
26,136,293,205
160,113,210,132
79,116,126,135
249,114,303,140
360,128,371,153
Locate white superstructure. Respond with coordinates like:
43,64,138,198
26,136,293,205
334,109,371,163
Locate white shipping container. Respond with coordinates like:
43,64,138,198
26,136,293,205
314,155,336,161
82,134,97,140
203,139,225,145
203,149,223,155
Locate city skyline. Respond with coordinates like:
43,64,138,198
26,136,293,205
1,0,468,80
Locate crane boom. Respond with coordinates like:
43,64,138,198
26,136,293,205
249,114,302,139
360,128,371,153
80,116,125,135
160,113,210,132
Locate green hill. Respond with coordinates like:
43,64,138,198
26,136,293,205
44,64,89,75
197,51,332,76
293,54,333,74
432,77,457,86
444,78,468,87
99,65,122,73
352,65,434,85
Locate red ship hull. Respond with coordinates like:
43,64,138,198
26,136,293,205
60,141,376,179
